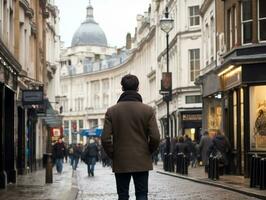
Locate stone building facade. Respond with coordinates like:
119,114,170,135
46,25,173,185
0,0,60,188
197,0,266,176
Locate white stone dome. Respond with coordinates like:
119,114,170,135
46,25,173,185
71,4,107,47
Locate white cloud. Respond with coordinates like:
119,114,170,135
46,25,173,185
55,0,151,48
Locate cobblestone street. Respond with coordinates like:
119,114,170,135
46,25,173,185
75,163,260,200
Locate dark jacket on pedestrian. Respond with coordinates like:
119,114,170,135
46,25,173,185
53,142,66,159
73,145,83,158
209,134,231,165
85,142,98,157
102,90,160,173
175,142,189,157
198,134,212,165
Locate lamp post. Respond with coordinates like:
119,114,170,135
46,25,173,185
160,7,174,171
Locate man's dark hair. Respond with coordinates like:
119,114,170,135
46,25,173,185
121,74,139,91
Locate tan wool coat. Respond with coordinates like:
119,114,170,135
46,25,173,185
101,101,160,173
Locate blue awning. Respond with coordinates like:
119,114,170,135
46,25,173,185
79,128,102,137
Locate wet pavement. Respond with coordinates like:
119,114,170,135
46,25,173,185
0,161,264,200
76,163,261,200
0,163,77,200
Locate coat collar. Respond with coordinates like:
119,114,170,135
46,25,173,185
117,90,142,103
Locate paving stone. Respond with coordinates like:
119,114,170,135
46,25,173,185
75,163,260,200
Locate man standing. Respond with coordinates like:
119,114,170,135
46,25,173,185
52,138,66,174
198,131,212,171
102,74,160,200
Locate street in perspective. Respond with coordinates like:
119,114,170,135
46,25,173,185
0,0,266,199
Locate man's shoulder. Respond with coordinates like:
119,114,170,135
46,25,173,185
107,102,153,112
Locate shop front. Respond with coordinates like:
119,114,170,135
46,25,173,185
179,111,202,142
0,39,20,188
219,63,266,176
198,71,223,137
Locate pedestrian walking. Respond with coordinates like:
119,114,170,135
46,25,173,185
64,144,68,163
102,74,160,200
72,143,82,170
159,139,166,161
175,136,189,157
52,138,66,174
198,130,212,172
84,138,98,176
184,135,195,166
68,144,74,166
100,145,111,167
152,148,159,165
208,130,231,175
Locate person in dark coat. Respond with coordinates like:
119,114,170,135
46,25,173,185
52,138,66,174
72,143,82,170
184,135,195,165
159,139,166,161
84,138,98,176
198,131,212,167
209,130,231,167
175,136,189,156
100,145,111,167
102,74,160,200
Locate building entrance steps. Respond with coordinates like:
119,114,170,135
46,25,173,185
0,163,78,200
156,162,266,200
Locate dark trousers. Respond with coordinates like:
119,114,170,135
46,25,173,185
115,171,148,200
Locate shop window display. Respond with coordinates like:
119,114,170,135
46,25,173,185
250,86,266,150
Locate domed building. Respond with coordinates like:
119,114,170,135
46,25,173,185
58,2,131,144
71,4,107,47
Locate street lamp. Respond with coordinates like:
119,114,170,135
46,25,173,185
160,7,174,171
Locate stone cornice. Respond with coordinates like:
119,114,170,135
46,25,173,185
47,21,56,35
0,39,22,74
132,25,156,55
30,21,37,35
40,0,47,9
47,3,57,18
19,0,34,19
200,0,213,16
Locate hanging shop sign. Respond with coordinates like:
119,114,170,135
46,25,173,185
160,72,172,93
22,89,44,105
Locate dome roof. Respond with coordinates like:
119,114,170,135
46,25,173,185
71,4,107,47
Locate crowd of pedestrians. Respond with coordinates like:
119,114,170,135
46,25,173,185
52,136,112,176
157,129,231,176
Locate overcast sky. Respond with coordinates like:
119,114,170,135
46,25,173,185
54,0,151,48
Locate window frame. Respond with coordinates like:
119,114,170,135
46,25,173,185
189,49,200,82
185,95,202,104
229,9,233,49
241,0,253,45
188,6,200,27
258,0,266,42
210,16,215,59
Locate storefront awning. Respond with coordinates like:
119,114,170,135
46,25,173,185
79,128,103,137
39,99,62,128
